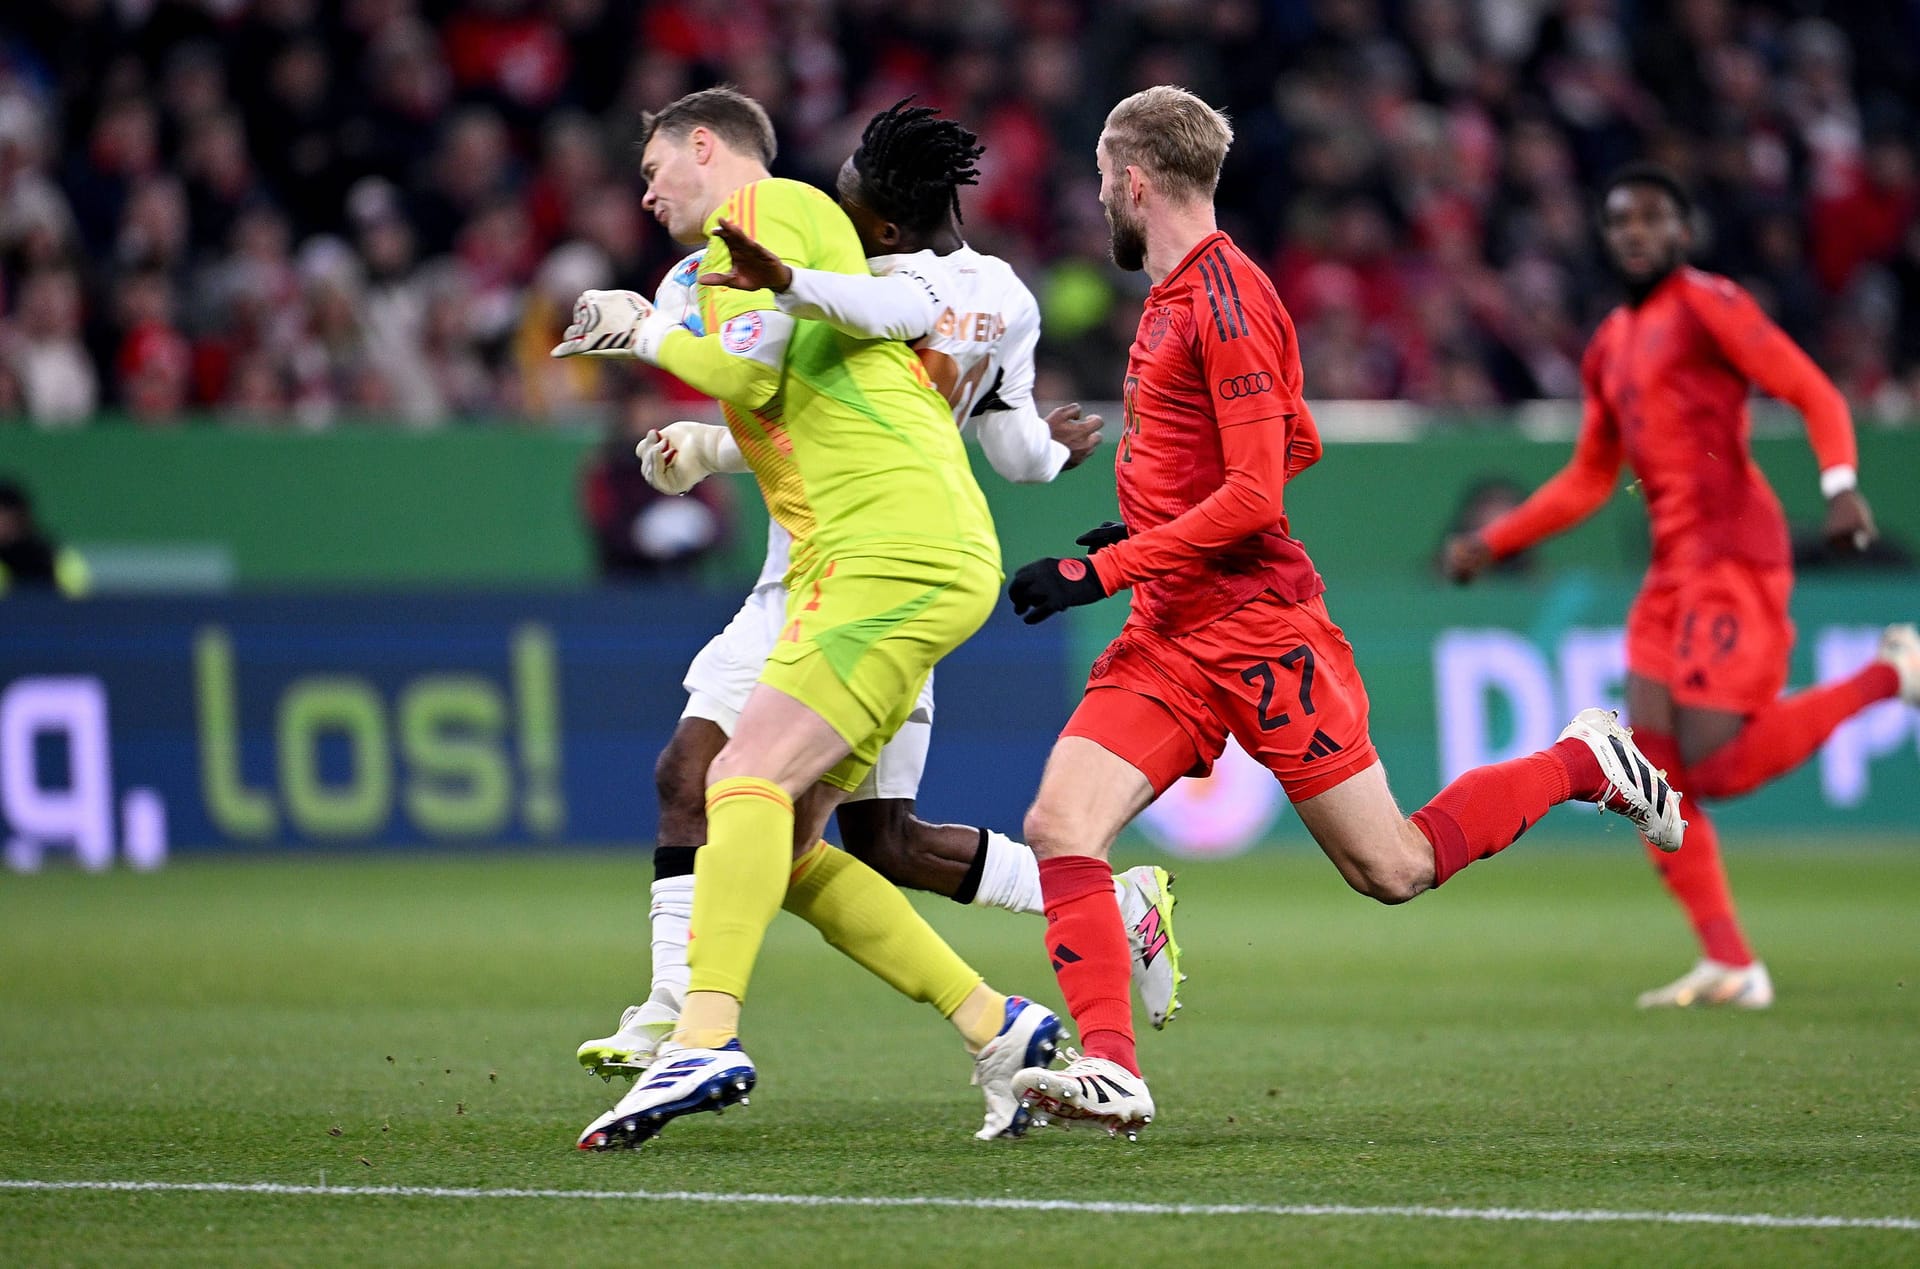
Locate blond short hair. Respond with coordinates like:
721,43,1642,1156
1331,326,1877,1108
641,86,777,165
1101,86,1233,199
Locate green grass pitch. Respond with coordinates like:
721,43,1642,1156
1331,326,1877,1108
3,838,1918,1266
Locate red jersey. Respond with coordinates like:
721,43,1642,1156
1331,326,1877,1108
1482,268,1855,573
1089,232,1325,635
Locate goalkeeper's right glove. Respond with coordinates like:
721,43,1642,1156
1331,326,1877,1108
550,289,675,362
636,421,733,495
1075,521,1130,554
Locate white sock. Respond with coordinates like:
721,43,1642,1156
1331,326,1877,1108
973,831,1045,914
649,874,694,999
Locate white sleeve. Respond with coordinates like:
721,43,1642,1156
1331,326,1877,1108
971,286,1068,483
773,266,944,343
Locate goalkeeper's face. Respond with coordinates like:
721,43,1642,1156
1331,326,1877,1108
640,133,717,246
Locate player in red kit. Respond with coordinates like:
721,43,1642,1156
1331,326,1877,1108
1003,88,1688,1139
1447,166,1920,1010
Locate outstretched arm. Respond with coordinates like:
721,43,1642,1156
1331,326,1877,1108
698,216,942,343
1473,395,1624,563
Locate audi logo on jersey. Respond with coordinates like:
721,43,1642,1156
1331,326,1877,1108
1218,372,1273,398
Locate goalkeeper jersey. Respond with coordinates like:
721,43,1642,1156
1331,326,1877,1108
653,178,999,584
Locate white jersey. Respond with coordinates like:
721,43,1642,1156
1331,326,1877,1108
752,245,1063,590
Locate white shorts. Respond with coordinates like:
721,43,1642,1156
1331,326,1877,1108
681,583,936,803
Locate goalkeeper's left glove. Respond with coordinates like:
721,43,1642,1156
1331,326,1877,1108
550,289,676,362
636,421,731,495
1008,556,1109,625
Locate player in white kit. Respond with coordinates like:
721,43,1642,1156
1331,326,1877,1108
579,102,1185,1078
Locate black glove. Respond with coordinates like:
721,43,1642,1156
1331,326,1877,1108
1075,521,1129,554
1008,556,1108,624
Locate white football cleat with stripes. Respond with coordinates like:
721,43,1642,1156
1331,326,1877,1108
1013,1054,1154,1140
1637,959,1775,1009
1558,708,1686,853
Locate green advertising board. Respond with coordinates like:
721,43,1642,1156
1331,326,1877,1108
1,422,1914,588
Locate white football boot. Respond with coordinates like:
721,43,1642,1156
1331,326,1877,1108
576,1039,755,1151
576,986,680,1080
1879,623,1920,704
1116,866,1186,1029
1637,959,1775,1010
1014,1053,1155,1140
971,996,1065,1140
1558,708,1686,852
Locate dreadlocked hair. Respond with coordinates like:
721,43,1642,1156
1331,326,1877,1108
851,99,985,233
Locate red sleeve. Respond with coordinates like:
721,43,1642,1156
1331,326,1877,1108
1090,413,1289,592
1091,283,1296,593
1479,342,1623,559
1680,273,1856,475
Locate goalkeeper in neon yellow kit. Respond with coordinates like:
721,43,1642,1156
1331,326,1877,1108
551,88,1061,1150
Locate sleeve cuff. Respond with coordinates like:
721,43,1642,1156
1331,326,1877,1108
773,268,820,316
1820,465,1858,498
1090,547,1125,595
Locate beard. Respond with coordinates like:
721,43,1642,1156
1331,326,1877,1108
1104,195,1147,272
1609,244,1683,303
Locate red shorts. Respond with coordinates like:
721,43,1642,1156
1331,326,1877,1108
1625,560,1794,715
1062,593,1379,802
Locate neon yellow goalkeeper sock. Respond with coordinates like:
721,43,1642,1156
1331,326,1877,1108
784,841,986,1033
677,777,793,1048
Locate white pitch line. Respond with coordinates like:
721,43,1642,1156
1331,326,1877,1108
2,1180,1916,1232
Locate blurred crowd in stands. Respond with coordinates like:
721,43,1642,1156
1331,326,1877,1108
1,0,1917,430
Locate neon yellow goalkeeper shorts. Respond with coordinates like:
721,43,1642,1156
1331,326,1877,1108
760,548,1000,792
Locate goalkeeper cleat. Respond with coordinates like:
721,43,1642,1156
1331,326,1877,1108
1637,959,1774,1010
1559,708,1686,853
576,988,680,1080
1117,865,1185,1029
576,1040,755,1151
971,996,1065,1141
1879,623,1920,705
1014,1053,1154,1140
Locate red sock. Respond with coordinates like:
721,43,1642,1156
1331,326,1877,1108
1037,855,1137,1077
1685,664,1900,800
1632,730,1752,965
1414,738,1602,887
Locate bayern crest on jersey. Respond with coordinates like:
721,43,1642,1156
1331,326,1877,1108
722,312,764,353
1145,307,1172,350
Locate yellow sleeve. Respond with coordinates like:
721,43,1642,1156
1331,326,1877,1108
654,180,843,411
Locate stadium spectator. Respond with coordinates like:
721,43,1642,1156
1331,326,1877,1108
0,0,1913,422
4,268,96,425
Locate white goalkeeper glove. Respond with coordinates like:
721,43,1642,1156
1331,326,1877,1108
636,421,736,495
550,289,676,362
